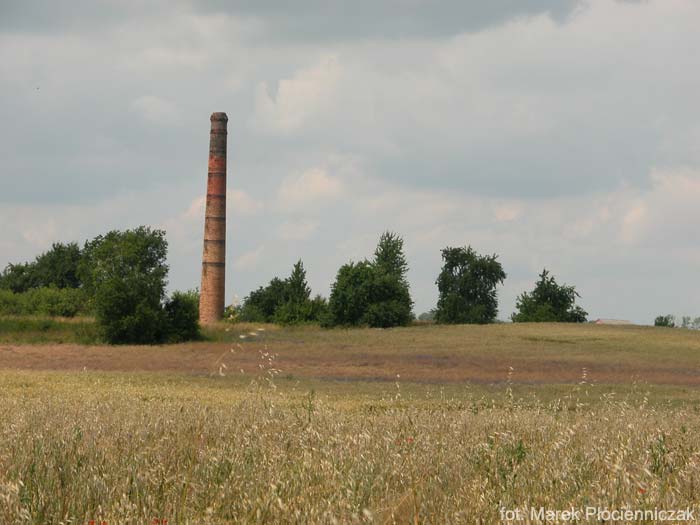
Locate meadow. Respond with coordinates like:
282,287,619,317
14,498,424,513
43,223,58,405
1,321,700,523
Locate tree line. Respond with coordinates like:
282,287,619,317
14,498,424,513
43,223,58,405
0,227,199,344
235,231,589,327
1,226,597,343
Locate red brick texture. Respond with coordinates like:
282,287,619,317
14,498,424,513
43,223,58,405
199,112,228,324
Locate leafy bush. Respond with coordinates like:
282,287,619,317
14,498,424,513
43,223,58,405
0,287,88,317
512,269,587,323
0,242,82,292
239,278,288,322
239,260,327,325
164,290,201,343
79,227,169,344
654,314,675,327
326,232,413,328
434,246,506,324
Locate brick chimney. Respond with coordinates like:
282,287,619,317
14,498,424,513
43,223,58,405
199,112,228,324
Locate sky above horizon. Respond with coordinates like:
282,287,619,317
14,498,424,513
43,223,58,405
1,0,699,323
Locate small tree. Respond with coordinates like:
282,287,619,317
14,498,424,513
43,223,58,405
512,269,587,323
326,232,413,328
164,290,201,342
33,242,83,289
326,261,376,326
79,227,169,344
434,246,506,324
0,242,82,292
239,260,327,324
374,231,409,281
654,314,675,328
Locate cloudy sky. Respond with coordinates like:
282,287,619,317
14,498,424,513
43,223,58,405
1,0,699,323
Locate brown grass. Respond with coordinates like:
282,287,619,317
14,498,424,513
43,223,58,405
1,322,700,386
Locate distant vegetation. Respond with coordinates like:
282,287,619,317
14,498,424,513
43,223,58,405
512,269,588,323
0,241,82,292
237,260,327,325
13,225,700,340
325,232,413,328
1,227,200,344
654,314,676,328
434,246,506,324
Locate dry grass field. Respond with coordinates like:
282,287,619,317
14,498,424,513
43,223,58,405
2,321,700,385
2,322,700,523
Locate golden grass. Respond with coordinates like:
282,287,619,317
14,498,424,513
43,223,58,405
2,369,700,523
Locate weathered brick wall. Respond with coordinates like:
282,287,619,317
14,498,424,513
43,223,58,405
199,112,228,324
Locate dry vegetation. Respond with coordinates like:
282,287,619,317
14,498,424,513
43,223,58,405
1,370,700,524
2,322,700,385
2,323,700,523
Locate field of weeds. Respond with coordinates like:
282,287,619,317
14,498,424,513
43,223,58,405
2,370,700,524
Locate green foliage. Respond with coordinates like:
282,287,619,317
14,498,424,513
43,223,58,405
239,278,288,322
0,287,88,317
374,231,409,279
0,317,101,344
326,232,413,328
239,260,327,325
512,269,587,323
79,227,169,344
434,246,506,324
326,261,376,326
0,263,35,293
654,314,676,328
0,242,82,292
164,290,201,343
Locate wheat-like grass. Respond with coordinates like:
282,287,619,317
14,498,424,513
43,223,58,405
1,369,699,524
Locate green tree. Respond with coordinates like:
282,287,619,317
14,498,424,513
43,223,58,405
239,260,327,324
434,246,506,324
374,231,409,281
654,314,675,328
512,269,587,323
79,227,169,344
0,242,82,292
0,263,36,293
239,277,289,322
326,261,376,326
326,232,413,328
33,242,82,289
164,290,201,342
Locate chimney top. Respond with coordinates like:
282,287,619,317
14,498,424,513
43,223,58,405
210,112,228,122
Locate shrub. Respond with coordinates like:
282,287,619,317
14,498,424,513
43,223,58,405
79,227,169,344
0,242,82,292
654,314,675,327
326,233,414,329
0,287,88,317
434,246,506,324
512,269,587,323
239,261,327,325
164,290,201,343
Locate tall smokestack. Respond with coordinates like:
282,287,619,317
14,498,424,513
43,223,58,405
199,112,228,324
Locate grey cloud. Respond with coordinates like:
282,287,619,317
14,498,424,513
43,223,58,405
2,0,699,325
195,0,580,41
1,0,580,39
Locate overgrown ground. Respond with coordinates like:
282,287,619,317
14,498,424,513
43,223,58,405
1,322,700,523
2,320,700,385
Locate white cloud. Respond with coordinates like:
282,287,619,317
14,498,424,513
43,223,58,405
276,167,343,211
277,219,318,241
228,189,263,216
252,55,341,134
